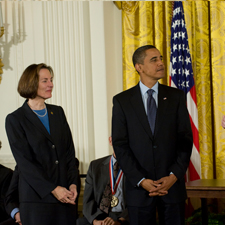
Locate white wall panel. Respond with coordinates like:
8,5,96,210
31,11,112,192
42,1,95,173
89,1,109,160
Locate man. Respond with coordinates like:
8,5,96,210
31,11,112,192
77,137,129,225
112,45,193,225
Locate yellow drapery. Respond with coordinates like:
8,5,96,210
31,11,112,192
115,1,225,179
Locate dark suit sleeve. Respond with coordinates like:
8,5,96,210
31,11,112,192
5,166,19,217
112,96,144,186
5,114,56,199
168,91,193,180
82,161,105,224
118,209,129,223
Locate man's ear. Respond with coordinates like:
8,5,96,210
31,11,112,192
135,63,142,73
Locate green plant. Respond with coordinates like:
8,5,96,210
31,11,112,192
185,206,225,225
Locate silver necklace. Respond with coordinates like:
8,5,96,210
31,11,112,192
33,107,47,117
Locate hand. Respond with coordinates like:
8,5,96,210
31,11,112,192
103,217,120,225
51,186,75,205
69,184,78,202
15,212,22,225
140,179,162,197
222,115,225,128
153,174,177,196
93,219,103,225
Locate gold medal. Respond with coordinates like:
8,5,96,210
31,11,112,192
111,195,119,207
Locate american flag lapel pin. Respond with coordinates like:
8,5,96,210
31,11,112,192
163,97,167,100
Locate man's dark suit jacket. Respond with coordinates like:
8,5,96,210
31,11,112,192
5,100,79,204
82,155,128,224
112,83,193,207
0,165,13,222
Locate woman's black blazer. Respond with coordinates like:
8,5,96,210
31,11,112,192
5,100,79,203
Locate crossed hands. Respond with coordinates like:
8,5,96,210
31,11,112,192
140,174,177,197
51,184,77,204
93,217,124,225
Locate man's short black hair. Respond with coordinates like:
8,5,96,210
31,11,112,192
132,45,156,67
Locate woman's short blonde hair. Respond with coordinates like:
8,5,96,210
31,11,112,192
17,63,54,99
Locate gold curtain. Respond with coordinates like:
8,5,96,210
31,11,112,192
115,1,225,179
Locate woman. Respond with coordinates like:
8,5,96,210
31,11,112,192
5,63,79,225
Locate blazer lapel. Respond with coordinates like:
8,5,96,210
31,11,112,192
130,84,153,139
154,84,169,137
22,101,54,143
46,104,59,142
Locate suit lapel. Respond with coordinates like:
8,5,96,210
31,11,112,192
22,101,54,143
130,84,153,139
154,84,169,137
101,156,111,184
97,156,111,199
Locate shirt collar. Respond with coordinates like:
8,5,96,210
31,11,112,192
112,154,117,165
139,80,159,96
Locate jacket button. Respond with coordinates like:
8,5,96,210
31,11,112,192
153,145,157,149
55,160,59,164
52,145,55,149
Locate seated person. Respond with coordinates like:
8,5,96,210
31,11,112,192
77,137,129,225
2,166,20,225
0,164,13,224
0,141,14,224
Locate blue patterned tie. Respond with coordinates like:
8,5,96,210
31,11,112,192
147,89,157,134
